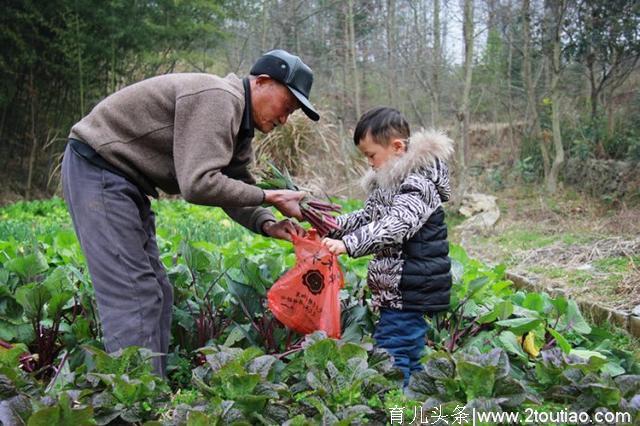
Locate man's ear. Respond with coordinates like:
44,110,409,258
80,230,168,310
391,138,406,153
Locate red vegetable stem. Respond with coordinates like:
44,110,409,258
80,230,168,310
306,200,341,212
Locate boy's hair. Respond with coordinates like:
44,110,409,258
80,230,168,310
353,107,410,146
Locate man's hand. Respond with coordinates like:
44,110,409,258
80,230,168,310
263,190,305,220
321,237,347,255
262,219,305,241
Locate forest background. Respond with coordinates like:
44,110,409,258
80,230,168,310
2,0,639,202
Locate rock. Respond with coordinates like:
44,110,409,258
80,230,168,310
629,316,640,339
611,310,629,329
459,193,498,217
458,193,500,230
632,305,640,317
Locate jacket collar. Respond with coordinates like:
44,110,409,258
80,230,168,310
239,77,255,140
361,128,454,191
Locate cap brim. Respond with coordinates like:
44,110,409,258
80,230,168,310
288,86,320,121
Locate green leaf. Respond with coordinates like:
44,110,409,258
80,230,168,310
338,343,368,362
186,411,214,426
588,383,621,407
15,283,51,319
522,293,546,313
497,331,528,359
5,251,48,280
559,301,591,335
477,300,513,324
53,230,78,251
227,278,262,318
0,320,33,344
0,287,23,321
547,327,571,354
406,370,439,398
0,270,9,286
304,339,337,371
570,349,607,361
27,394,95,426
0,395,32,426
601,362,626,378
223,324,248,347
182,243,214,274
466,397,503,413
457,359,496,400
306,370,328,391
495,318,542,334
234,394,269,414
167,264,192,287
246,355,277,380
221,374,260,399
615,375,640,397
467,276,490,300
551,296,568,315
493,378,529,407
41,267,74,318
425,355,455,380
112,376,144,405
47,291,74,319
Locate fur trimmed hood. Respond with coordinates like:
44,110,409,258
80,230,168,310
361,128,454,192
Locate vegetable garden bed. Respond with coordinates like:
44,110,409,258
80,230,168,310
0,199,638,425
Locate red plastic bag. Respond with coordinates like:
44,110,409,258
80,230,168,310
268,231,344,338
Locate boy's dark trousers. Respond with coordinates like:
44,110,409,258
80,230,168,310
374,308,428,387
61,143,173,377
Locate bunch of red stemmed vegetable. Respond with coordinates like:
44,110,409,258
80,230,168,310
258,162,341,236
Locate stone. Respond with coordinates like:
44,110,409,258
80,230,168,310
629,316,640,339
611,310,629,329
458,193,500,230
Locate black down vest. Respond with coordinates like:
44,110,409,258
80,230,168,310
399,206,452,313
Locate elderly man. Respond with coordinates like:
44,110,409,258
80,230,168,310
61,50,319,376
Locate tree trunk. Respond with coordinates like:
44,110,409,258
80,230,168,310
522,0,539,136
488,0,499,143
606,86,616,136
74,6,85,117
342,3,350,123
385,0,397,107
260,0,269,52
432,0,441,125
523,0,551,178
506,1,516,162
545,0,565,194
456,0,474,199
26,72,38,200
348,0,361,119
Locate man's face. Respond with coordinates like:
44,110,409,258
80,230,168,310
251,76,300,133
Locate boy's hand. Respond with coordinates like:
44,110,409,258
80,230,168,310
322,238,347,255
262,219,305,241
263,189,305,220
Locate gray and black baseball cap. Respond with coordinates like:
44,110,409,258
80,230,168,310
250,49,320,121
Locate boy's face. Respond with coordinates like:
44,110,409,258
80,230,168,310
357,132,407,171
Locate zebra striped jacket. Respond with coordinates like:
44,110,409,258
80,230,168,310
330,129,454,313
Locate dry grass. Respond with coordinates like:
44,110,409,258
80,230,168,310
453,186,640,312
252,109,367,199
515,237,640,268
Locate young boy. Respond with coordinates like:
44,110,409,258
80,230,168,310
322,107,453,386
